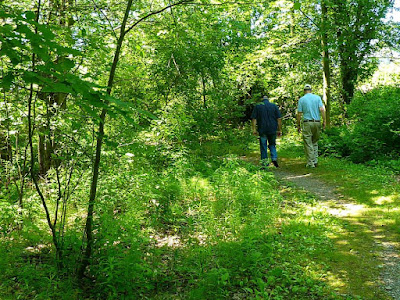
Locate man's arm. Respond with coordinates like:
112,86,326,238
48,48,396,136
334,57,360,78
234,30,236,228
319,106,326,129
277,118,282,137
297,112,303,133
252,119,258,136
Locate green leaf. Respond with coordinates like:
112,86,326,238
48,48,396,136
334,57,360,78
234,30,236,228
0,44,20,65
42,82,75,94
106,95,131,108
79,102,101,121
60,58,75,71
0,10,10,18
243,287,253,294
53,44,80,56
294,2,301,10
22,71,39,84
37,24,55,40
86,93,107,108
107,109,120,120
23,11,36,21
1,72,14,90
0,24,14,35
136,108,158,120
32,44,51,61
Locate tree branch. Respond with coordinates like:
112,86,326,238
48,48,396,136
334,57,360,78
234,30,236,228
124,0,194,35
299,8,320,30
90,0,118,40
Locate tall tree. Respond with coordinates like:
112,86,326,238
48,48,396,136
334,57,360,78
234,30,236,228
77,0,195,279
321,0,331,128
332,0,394,104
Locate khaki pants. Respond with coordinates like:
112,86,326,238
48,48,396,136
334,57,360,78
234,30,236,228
302,122,321,167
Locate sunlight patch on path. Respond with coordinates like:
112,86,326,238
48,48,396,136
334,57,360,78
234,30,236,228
271,167,400,299
325,203,366,218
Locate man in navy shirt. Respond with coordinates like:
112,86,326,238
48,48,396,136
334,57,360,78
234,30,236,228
251,96,282,168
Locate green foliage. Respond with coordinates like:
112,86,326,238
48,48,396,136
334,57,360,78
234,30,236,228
320,86,400,168
1,0,399,299
0,130,338,299
0,202,21,234
319,127,351,158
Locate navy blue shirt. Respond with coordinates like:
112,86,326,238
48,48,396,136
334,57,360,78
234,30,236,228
251,99,281,136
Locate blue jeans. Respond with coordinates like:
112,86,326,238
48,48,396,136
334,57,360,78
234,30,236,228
259,134,277,164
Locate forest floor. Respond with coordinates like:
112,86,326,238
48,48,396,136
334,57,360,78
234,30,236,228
245,139,400,300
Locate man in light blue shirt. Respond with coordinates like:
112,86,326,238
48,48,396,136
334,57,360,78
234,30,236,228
297,84,326,168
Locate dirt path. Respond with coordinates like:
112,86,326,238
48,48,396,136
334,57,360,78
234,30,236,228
271,167,400,300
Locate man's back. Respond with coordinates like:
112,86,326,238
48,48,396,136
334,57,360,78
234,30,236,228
251,99,281,135
298,93,323,121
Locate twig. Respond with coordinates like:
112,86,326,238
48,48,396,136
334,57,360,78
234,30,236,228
90,0,118,40
125,0,194,35
298,7,320,30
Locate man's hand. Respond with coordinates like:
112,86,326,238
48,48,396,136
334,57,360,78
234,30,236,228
251,119,258,136
296,112,302,134
277,131,282,137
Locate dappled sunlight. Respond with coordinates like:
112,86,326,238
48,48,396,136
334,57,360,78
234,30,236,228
325,203,367,218
373,195,397,205
189,176,211,191
284,173,312,180
333,239,349,246
152,234,182,248
325,272,348,290
278,185,393,298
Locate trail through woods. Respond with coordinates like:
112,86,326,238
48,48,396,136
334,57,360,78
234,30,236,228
272,166,400,300
244,153,400,299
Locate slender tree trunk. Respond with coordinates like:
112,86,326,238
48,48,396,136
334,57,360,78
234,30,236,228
37,125,52,175
15,135,29,209
37,0,72,175
321,1,331,128
28,0,63,268
78,0,134,279
78,0,193,279
1,80,12,163
202,75,207,108
290,5,295,36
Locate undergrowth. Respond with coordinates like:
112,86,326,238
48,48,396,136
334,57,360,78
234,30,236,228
0,130,363,299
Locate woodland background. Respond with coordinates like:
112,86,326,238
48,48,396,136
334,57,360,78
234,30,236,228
0,0,400,298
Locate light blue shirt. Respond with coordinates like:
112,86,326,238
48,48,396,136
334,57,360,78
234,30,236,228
298,93,324,121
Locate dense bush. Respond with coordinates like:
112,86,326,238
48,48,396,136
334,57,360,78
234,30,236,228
320,86,400,169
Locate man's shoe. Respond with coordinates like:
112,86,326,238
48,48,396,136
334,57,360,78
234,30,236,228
272,160,279,168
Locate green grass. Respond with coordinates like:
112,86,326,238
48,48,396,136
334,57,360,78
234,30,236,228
1,133,398,299
267,136,400,299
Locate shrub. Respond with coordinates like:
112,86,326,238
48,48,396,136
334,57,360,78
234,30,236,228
319,127,351,158
321,86,400,167
347,87,400,160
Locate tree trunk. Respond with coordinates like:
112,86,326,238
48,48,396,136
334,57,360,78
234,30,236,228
78,0,134,279
77,0,193,279
202,75,207,108
38,129,47,174
36,0,72,175
321,1,331,128
341,66,357,104
28,0,63,268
